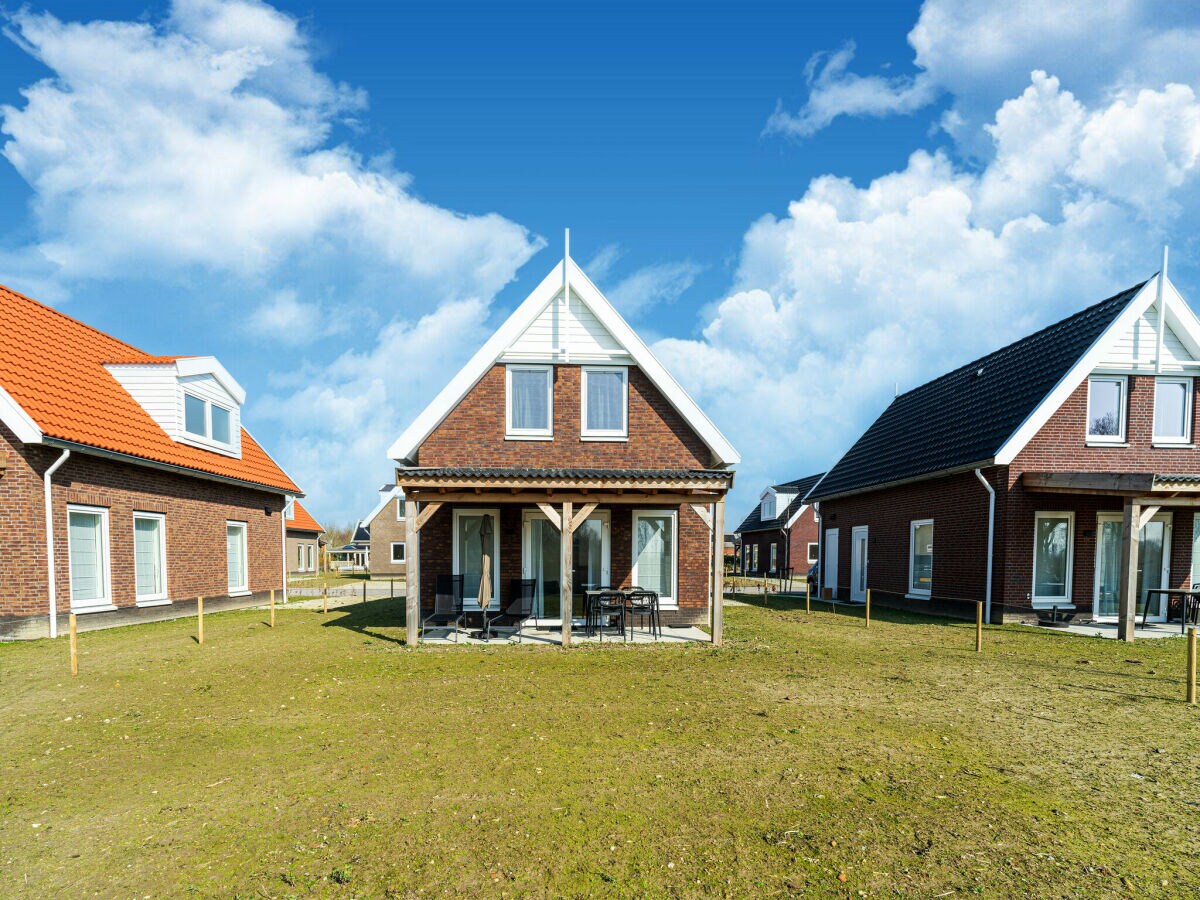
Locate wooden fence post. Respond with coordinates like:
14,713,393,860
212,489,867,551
390,578,394,600
806,580,811,614
68,619,78,681
197,597,204,645
363,580,367,604
269,589,275,628
1188,627,1197,705
322,586,328,615
865,588,871,628
975,601,984,653
762,575,767,606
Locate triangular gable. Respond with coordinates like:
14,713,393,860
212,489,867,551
996,273,1200,463
388,257,739,466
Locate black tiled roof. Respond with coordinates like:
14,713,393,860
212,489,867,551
810,282,1146,500
735,472,825,534
352,523,371,543
398,467,731,480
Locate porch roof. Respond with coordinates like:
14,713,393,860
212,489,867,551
396,466,733,492
1022,471,1200,502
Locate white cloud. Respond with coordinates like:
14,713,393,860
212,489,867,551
245,288,343,346
668,70,1200,512
606,260,704,318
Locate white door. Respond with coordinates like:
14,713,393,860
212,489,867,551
850,526,869,602
823,528,839,596
521,510,610,623
1093,512,1171,622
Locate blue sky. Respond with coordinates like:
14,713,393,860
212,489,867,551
3,1,1200,526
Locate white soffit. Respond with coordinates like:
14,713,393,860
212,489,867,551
388,258,740,466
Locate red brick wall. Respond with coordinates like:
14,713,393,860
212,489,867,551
0,432,285,622
417,364,713,469
788,506,820,573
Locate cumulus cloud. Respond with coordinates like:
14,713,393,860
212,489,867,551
666,68,1200,509
606,260,704,318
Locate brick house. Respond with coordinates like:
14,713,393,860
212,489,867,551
809,271,1200,639
388,249,738,645
735,473,824,578
285,501,323,576
358,484,407,577
0,282,301,639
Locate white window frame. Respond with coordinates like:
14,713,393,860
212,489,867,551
505,364,554,439
769,542,778,572
1031,511,1075,608
307,544,316,572
1152,376,1192,445
66,504,114,613
182,390,236,450
391,541,406,564
452,508,502,609
807,542,819,564
226,520,250,595
631,508,679,608
908,518,933,599
580,365,629,440
1085,375,1127,444
132,511,169,605
296,543,306,570
742,544,750,573
283,497,295,519
397,497,405,520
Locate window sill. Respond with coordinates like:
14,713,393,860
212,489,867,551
581,434,628,442
71,603,117,615
135,598,171,608
228,589,251,598
1152,442,1193,448
504,434,554,442
904,592,931,601
1031,601,1075,610
1085,441,1128,448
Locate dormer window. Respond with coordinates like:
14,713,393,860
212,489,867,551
1086,376,1126,444
760,494,775,521
183,392,234,448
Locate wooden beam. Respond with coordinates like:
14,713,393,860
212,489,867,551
569,502,597,533
561,500,573,649
1023,471,1156,494
1118,498,1140,642
690,503,713,530
397,476,733,492
404,491,724,506
1137,505,1161,530
536,502,562,530
413,501,443,533
405,500,420,646
712,499,725,646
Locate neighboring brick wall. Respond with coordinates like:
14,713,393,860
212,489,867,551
286,531,319,574
788,506,820,574
739,529,784,575
417,364,713,469
368,497,407,576
1,435,286,635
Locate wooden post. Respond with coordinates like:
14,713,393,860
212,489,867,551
762,573,767,605
270,589,275,628
561,500,573,648
363,580,367,604
405,500,420,646
322,586,328,615
1118,499,1141,642
391,578,394,600
712,499,725,647
975,601,983,653
865,588,871,628
197,597,204,645
1188,627,1197,705
805,580,811,614
68,619,78,681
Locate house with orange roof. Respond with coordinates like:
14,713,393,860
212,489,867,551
0,282,302,639
285,500,324,576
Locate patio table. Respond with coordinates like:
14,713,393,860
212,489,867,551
1141,589,1200,633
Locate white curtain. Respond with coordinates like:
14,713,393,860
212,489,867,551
134,517,163,596
586,370,624,431
69,511,104,602
511,369,549,430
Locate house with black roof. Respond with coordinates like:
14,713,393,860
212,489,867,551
735,473,824,579
807,270,1200,640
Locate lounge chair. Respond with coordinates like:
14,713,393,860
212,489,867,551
483,578,536,642
422,574,464,642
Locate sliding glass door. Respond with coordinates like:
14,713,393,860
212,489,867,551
453,509,501,610
1094,512,1171,622
632,510,676,607
522,510,610,622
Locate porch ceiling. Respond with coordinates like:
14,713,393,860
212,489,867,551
1022,471,1200,504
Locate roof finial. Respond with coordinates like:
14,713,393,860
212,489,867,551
564,227,570,263
1162,243,1169,281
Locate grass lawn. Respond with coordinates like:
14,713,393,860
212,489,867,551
2,595,1198,897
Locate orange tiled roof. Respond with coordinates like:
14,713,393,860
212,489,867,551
286,500,323,533
0,282,300,494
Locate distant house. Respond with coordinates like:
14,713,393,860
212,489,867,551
0,282,301,639
387,249,738,643
285,500,324,576
363,484,407,577
735,473,824,578
809,272,1200,639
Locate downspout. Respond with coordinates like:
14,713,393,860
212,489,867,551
813,501,822,593
280,500,289,604
974,469,995,624
43,448,71,639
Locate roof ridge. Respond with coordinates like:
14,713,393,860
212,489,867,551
0,281,155,360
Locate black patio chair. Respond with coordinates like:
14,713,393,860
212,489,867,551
422,574,464,642
626,589,660,641
483,578,536,642
595,589,627,643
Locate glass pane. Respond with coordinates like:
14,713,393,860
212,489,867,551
586,370,624,432
1096,520,1122,617
1088,380,1121,436
1034,517,1070,599
457,514,497,608
911,522,933,592
226,525,245,590
529,519,560,618
1193,514,1200,588
1154,381,1188,438
184,394,207,436
69,511,104,603
211,405,231,444
635,515,673,599
510,369,549,431
1137,521,1165,616
134,517,163,597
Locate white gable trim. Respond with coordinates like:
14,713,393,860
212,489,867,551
0,382,42,444
176,357,247,405
366,485,404,525
784,503,810,530
388,258,739,466
994,276,1179,465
